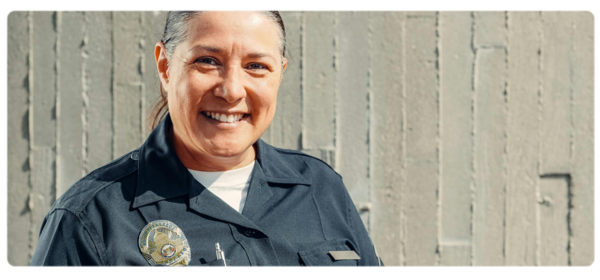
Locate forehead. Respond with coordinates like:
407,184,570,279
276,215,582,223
182,11,281,53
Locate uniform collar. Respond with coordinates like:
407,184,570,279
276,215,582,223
132,114,311,209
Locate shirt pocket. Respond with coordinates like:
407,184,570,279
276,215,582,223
189,259,236,269
298,239,359,266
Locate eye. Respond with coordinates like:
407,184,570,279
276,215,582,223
195,57,219,66
246,63,269,70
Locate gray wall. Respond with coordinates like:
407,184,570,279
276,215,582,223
7,11,593,266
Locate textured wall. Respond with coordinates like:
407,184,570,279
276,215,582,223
7,11,593,266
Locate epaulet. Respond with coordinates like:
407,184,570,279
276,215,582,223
272,147,342,179
52,149,140,214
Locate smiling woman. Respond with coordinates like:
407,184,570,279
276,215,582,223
30,11,381,266
148,12,285,128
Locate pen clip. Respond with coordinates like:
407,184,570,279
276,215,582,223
215,243,227,267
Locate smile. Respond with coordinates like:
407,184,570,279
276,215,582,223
202,111,249,123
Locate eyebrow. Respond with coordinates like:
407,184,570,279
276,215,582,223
189,45,275,60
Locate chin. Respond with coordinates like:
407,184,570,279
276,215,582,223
206,140,252,158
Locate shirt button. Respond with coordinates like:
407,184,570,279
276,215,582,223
130,152,139,160
244,228,256,237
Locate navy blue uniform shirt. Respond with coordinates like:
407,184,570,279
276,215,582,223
31,114,381,266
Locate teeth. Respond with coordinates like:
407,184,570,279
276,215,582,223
205,111,246,123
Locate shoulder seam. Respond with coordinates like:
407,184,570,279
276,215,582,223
75,211,108,265
47,207,75,216
71,165,137,215
56,151,139,215
46,209,107,265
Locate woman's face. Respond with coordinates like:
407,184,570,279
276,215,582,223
157,12,286,169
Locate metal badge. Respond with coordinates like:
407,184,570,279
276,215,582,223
138,220,191,266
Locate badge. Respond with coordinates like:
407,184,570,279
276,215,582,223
138,220,191,266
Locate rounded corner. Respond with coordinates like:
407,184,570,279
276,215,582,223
584,8,596,16
5,8,25,18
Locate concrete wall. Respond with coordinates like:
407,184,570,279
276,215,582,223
7,11,593,266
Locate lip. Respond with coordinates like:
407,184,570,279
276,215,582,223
204,110,249,115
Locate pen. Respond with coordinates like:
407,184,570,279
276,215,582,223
215,243,226,267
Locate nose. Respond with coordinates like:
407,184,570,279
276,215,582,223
214,66,246,103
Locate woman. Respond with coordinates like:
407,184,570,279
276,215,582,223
31,11,381,266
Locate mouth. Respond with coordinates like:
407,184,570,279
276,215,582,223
201,111,250,123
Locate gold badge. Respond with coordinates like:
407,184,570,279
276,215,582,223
138,220,191,266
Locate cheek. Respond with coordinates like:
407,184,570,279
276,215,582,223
265,81,280,116
168,86,191,115
253,93,277,136
172,75,207,118
252,78,280,113
250,93,276,125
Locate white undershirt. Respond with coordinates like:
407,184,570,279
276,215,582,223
187,161,255,213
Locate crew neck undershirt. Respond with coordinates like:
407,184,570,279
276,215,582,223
187,161,255,213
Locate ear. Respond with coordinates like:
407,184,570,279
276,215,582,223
155,41,170,90
280,57,288,82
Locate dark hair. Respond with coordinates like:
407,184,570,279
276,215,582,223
148,11,286,131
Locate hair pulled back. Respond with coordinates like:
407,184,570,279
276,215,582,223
148,11,286,131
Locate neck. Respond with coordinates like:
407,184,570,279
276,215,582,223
172,129,256,172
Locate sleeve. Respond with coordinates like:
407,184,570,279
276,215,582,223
30,209,104,266
345,191,384,266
